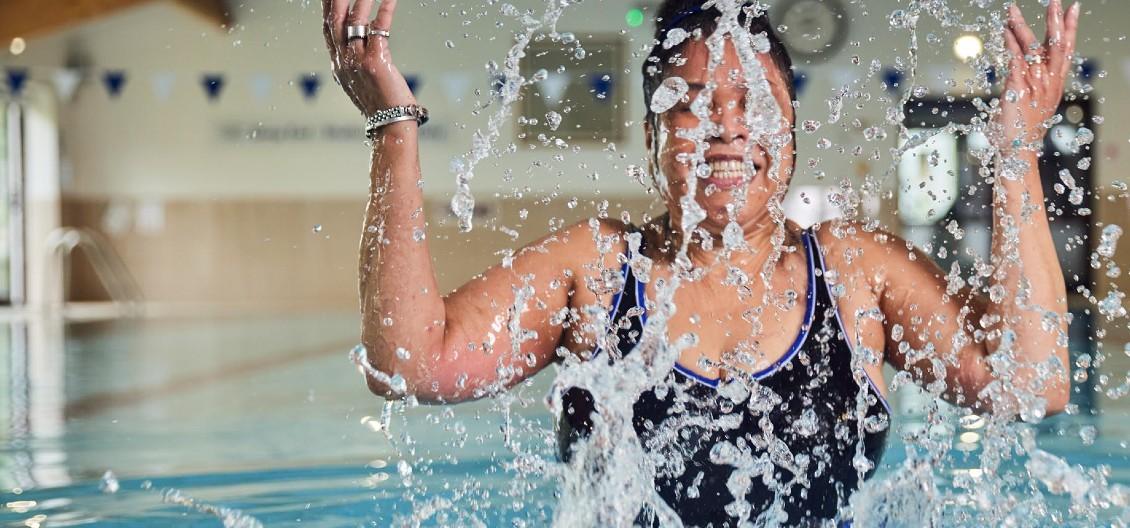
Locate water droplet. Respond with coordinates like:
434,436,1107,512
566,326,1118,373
546,110,562,131
1079,425,1097,446
649,76,689,114
99,471,120,494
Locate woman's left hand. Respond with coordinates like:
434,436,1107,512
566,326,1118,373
996,0,1080,153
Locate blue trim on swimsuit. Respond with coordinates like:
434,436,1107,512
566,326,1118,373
603,229,819,389
808,229,894,415
668,230,815,387
591,261,631,360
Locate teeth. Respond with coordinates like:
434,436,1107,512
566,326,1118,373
707,159,752,179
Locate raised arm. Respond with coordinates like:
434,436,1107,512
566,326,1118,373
323,0,624,403
821,1,1078,417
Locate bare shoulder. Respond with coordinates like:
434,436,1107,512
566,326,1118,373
523,217,630,279
811,218,923,285
570,217,631,274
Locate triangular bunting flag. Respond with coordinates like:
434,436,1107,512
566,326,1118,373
52,68,83,102
405,74,420,95
6,68,28,97
439,71,470,104
151,71,176,102
250,72,272,102
792,71,808,97
541,72,570,105
1080,58,1097,80
202,73,225,102
830,66,857,89
103,70,127,98
881,67,903,93
299,73,320,101
590,72,613,102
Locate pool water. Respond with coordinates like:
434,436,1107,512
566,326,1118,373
1,314,1127,526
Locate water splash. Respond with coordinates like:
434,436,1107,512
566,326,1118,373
359,0,1125,525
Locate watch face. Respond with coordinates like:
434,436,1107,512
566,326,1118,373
773,0,849,63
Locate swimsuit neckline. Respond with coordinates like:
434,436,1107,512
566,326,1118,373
662,228,816,388
595,227,818,390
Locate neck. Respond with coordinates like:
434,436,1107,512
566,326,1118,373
656,212,790,271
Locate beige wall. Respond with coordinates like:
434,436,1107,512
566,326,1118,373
61,195,659,310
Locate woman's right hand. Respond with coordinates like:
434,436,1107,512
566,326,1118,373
322,0,417,116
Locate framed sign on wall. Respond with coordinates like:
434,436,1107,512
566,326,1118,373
518,34,626,144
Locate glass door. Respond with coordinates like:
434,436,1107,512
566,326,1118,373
0,101,23,305
0,103,10,302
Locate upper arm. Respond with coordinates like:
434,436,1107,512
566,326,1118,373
815,220,993,410
422,218,627,402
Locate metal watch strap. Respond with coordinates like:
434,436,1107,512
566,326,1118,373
365,104,428,138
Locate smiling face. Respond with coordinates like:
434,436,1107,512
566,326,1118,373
644,35,796,236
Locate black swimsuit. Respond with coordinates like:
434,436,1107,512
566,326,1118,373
558,226,892,526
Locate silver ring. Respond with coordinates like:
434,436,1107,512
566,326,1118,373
346,25,369,41
369,28,391,38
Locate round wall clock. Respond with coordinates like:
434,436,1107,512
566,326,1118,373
771,0,850,64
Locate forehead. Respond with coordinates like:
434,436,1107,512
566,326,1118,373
667,37,783,87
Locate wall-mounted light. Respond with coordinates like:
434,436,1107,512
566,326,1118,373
953,34,983,61
9,37,25,55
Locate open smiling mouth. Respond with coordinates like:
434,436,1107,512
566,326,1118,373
702,158,759,190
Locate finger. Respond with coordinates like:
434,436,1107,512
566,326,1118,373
346,0,376,57
1004,24,1028,80
1046,0,1065,76
324,0,350,48
322,0,346,60
1009,3,1040,54
373,0,399,32
1062,2,1080,79
1004,28,1035,96
367,0,398,58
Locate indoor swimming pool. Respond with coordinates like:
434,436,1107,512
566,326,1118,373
1,314,1127,526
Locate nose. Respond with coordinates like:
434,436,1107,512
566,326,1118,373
711,99,749,146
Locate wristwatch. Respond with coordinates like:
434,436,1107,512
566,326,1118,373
365,104,429,138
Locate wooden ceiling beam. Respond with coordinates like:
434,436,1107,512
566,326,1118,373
0,0,233,42
0,0,153,42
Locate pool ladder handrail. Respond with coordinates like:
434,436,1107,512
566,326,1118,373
44,227,144,316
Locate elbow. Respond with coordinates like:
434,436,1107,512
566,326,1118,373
357,346,463,404
363,373,402,400
1043,383,1071,417
1043,350,1072,417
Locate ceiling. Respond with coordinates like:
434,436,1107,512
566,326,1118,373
0,0,231,42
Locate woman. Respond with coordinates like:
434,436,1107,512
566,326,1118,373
322,0,1079,524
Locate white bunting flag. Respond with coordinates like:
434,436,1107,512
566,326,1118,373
540,72,570,106
439,71,470,104
51,68,83,103
250,72,273,102
151,71,176,102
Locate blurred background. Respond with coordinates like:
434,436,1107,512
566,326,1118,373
0,0,1128,525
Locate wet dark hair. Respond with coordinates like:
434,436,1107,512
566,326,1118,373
641,0,796,134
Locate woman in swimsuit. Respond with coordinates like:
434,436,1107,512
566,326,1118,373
322,0,1080,524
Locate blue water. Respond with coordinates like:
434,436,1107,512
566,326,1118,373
2,314,1127,526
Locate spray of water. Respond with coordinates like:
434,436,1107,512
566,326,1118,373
357,0,1126,525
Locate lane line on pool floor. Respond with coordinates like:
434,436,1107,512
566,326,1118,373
64,339,359,418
